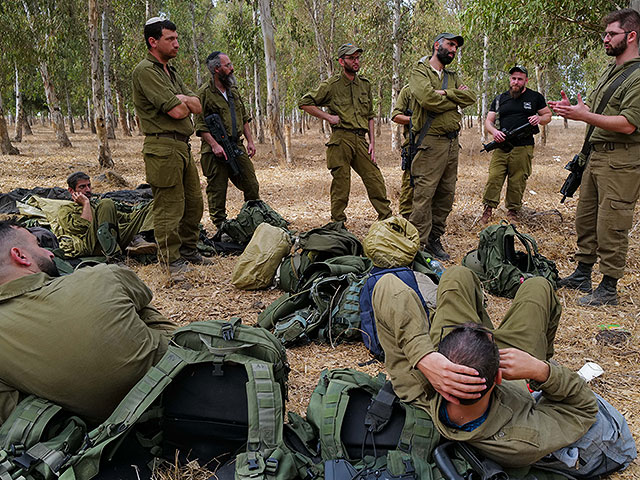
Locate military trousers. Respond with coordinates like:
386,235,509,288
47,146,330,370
575,143,640,279
200,148,260,227
482,145,534,211
431,266,561,361
325,129,392,222
86,200,152,256
399,167,414,218
143,136,204,264
409,134,459,245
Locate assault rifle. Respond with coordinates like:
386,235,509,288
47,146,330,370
481,123,535,153
433,442,508,480
204,113,243,178
560,153,586,203
400,108,414,172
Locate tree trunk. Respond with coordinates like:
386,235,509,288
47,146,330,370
535,65,547,146
390,0,402,151
14,63,23,142
190,1,202,87
102,6,116,139
39,60,73,147
87,98,96,133
258,0,287,163
252,6,265,144
89,0,113,167
0,95,20,155
285,123,293,164
65,81,75,134
22,109,33,135
114,75,131,136
376,81,382,137
480,33,489,142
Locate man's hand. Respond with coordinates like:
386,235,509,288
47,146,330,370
548,90,591,122
547,89,572,109
368,143,376,164
499,348,550,384
326,114,340,125
416,352,486,404
458,84,469,91
435,89,447,96
528,114,541,126
492,130,506,143
247,140,256,158
71,192,90,206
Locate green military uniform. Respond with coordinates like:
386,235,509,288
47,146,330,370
0,265,175,424
408,58,476,245
372,266,598,468
299,73,392,222
194,81,259,227
56,199,154,258
132,52,204,264
391,85,415,218
575,58,640,279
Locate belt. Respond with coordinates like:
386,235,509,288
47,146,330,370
146,132,190,144
433,130,459,139
334,128,368,136
591,142,638,152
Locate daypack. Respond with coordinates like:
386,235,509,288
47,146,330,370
219,200,289,245
462,221,558,298
359,267,430,359
231,223,292,290
306,368,440,480
0,319,295,480
362,216,420,268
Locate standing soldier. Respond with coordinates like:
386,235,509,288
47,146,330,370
391,84,416,219
408,33,476,261
549,8,640,306
132,18,210,282
299,43,392,224
194,51,260,229
480,66,552,224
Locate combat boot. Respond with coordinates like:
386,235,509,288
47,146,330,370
480,205,492,224
578,275,618,306
557,262,593,293
425,236,451,262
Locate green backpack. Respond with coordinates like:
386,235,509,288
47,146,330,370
306,368,441,480
220,200,289,245
0,319,297,480
462,221,559,298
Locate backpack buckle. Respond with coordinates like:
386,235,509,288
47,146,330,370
265,458,279,474
247,453,260,471
221,323,234,341
212,357,224,376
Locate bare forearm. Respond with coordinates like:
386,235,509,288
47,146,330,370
243,122,254,144
392,114,410,125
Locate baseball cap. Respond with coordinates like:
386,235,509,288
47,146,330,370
434,33,464,47
337,43,363,59
509,65,528,76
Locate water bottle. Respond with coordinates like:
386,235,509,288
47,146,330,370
427,258,445,277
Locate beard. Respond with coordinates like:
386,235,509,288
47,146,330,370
509,85,525,99
37,254,60,277
436,45,455,65
605,37,627,57
220,72,237,88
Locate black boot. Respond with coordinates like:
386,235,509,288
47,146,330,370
425,236,450,261
578,275,618,306
557,262,593,293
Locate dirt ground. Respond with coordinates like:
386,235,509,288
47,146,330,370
1,118,638,478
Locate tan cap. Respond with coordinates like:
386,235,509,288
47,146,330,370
337,43,363,59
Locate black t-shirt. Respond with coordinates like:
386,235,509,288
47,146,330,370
489,89,547,146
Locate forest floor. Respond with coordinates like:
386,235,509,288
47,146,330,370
0,118,638,479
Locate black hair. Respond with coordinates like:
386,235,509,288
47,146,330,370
603,8,640,36
206,51,224,75
66,171,90,190
144,19,177,49
438,323,500,405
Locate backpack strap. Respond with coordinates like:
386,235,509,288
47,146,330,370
364,381,396,433
0,397,62,452
317,379,351,460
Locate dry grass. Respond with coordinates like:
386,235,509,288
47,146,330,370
1,118,638,479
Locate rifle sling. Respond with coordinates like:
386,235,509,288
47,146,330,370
580,61,640,157
227,90,238,142
413,72,449,151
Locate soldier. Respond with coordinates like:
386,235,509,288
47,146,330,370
299,43,392,223
132,18,210,282
549,8,640,306
194,51,260,229
408,33,476,261
391,84,416,219
480,66,552,224
57,171,156,258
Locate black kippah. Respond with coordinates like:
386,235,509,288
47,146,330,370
207,51,222,62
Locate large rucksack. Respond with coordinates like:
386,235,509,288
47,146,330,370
462,221,558,298
0,319,296,480
219,200,289,245
359,267,430,359
306,368,440,479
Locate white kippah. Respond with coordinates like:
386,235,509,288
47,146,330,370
145,16,164,26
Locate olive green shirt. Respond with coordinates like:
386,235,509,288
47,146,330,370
194,81,251,155
372,274,597,468
408,57,476,137
391,84,415,147
132,52,195,136
0,265,175,424
587,57,640,145
299,72,374,131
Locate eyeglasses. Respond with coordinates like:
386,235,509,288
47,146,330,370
344,55,361,61
601,30,631,40
438,324,494,346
